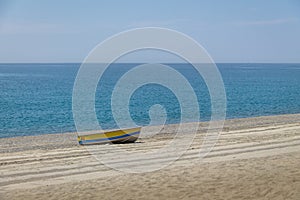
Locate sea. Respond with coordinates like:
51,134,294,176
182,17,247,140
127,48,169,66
0,63,300,138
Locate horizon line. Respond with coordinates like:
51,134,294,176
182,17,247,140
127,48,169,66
1,62,300,64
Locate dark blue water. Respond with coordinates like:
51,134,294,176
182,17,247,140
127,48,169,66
0,63,300,138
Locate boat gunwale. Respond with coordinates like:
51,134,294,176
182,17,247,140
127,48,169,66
77,127,141,137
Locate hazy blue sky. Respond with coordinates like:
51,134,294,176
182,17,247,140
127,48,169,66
0,0,299,63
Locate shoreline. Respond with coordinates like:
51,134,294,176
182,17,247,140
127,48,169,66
1,113,300,199
1,113,300,153
2,112,300,139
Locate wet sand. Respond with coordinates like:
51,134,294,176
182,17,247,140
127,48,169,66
1,114,300,200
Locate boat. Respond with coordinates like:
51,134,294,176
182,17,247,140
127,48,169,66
77,127,141,145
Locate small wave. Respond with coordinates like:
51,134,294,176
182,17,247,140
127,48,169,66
0,73,28,77
0,73,52,77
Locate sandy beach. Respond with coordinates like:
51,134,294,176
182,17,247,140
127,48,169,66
1,114,300,200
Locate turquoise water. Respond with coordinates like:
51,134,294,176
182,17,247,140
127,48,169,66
0,63,300,138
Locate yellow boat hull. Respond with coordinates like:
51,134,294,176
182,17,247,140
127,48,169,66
77,127,141,145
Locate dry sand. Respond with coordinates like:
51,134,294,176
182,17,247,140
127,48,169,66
0,114,300,200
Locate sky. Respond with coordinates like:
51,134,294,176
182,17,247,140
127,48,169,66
0,0,299,63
